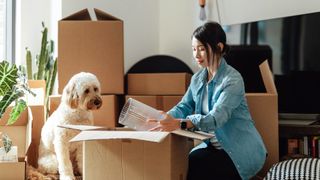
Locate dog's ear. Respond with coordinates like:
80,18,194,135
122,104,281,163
62,81,79,109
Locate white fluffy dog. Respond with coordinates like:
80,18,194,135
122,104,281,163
37,72,102,180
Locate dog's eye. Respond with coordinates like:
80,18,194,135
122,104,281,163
94,87,98,92
84,89,90,94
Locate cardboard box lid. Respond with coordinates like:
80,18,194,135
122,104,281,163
64,125,212,143
258,60,277,95
61,8,122,21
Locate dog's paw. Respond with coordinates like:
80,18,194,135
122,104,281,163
59,175,75,180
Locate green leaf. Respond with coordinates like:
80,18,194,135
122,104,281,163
7,99,27,125
0,89,23,119
1,133,12,153
0,61,18,96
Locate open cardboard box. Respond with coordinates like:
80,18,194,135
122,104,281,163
61,125,212,180
0,107,33,180
25,80,46,168
245,60,278,177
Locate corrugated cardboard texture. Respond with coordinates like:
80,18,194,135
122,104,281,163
83,135,191,180
125,95,183,112
127,73,192,95
49,95,119,128
58,8,124,94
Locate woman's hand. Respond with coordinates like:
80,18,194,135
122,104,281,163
147,111,180,132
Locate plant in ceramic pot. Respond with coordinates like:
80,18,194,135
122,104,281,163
0,60,33,154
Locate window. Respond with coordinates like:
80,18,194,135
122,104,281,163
0,0,15,63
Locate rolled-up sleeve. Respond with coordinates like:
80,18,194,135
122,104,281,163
168,85,195,119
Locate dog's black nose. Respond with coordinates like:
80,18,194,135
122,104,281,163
94,99,102,106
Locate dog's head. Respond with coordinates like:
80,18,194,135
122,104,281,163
61,72,103,111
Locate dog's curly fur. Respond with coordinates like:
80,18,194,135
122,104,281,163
36,72,102,180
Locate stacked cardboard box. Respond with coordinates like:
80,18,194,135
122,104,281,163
126,73,192,112
57,8,124,128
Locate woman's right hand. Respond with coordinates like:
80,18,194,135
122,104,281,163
147,111,180,132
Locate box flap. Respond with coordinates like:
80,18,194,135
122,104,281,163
25,107,33,154
28,80,46,106
171,129,213,141
259,60,277,94
58,124,113,131
62,9,91,20
94,8,122,21
70,131,170,143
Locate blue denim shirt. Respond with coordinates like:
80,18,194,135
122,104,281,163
168,58,267,180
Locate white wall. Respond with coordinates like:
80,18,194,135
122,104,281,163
158,0,203,73
16,0,60,66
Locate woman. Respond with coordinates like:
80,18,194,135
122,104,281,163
149,21,267,180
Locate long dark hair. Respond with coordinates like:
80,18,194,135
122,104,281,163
192,21,230,61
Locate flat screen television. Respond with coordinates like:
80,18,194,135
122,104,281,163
257,12,320,115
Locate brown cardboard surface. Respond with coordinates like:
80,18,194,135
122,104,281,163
82,134,192,180
27,105,45,168
49,95,119,128
64,125,210,180
26,80,46,167
125,95,182,112
0,108,33,179
245,60,278,177
0,159,25,180
58,8,124,94
127,73,192,95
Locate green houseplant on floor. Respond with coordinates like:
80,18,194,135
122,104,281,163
0,60,33,153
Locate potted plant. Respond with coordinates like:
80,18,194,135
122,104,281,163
0,60,33,155
26,22,57,106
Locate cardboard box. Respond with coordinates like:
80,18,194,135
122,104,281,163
58,8,124,94
49,95,120,128
65,125,212,180
125,95,182,112
127,73,192,95
245,60,278,177
26,80,46,168
0,107,32,180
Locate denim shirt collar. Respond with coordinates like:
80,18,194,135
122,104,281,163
196,58,227,93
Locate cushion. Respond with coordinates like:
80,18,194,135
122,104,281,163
264,158,320,180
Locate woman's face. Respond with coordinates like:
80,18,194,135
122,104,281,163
192,37,210,68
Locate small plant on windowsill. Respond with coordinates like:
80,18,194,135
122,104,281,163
0,60,34,155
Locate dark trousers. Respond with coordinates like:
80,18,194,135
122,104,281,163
187,145,242,180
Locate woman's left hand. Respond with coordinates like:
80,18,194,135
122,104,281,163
147,111,180,132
